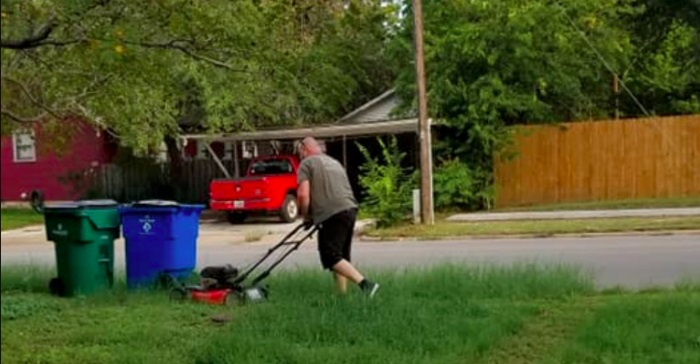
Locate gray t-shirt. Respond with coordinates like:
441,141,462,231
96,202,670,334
297,154,358,224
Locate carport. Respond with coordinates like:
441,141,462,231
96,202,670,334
179,118,422,179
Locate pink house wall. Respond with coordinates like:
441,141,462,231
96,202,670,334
1,119,117,202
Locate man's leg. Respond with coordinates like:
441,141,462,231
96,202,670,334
331,209,379,297
332,208,362,292
334,271,348,294
318,210,379,297
332,259,364,286
333,258,379,297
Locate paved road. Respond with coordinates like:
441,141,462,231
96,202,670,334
2,230,698,289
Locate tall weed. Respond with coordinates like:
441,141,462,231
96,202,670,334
356,136,415,227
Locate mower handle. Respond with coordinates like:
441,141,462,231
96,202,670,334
233,221,318,285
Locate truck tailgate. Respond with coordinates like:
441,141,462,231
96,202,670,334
210,177,268,201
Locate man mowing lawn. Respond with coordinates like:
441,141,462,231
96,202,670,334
296,136,380,297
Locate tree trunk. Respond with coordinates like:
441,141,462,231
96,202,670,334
164,135,184,201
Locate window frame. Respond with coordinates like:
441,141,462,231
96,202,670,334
12,128,37,163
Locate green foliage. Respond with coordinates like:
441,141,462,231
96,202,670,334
623,20,700,115
1,0,394,155
386,0,698,211
433,158,494,211
356,136,414,227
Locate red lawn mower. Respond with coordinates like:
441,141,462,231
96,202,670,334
166,222,317,306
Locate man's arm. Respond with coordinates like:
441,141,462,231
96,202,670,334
297,180,310,219
297,161,311,220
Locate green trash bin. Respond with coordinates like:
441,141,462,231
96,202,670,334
43,200,121,297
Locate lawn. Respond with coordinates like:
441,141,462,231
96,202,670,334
1,208,44,231
2,264,699,364
366,216,700,240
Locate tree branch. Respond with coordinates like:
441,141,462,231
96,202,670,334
2,75,110,123
2,76,62,119
0,108,47,123
123,39,249,72
0,14,58,49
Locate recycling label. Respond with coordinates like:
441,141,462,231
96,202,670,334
52,223,68,237
138,215,156,235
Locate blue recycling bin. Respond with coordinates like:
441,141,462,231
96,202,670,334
118,200,205,289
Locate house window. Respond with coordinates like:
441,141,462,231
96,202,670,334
12,129,36,163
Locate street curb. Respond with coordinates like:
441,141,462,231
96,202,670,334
357,229,700,242
0,224,44,236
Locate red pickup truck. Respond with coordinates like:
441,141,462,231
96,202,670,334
209,155,300,224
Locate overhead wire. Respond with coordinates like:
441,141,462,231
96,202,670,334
553,0,673,148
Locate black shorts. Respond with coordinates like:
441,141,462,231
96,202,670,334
317,208,357,270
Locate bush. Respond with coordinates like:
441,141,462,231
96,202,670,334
433,158,494,211
356,136,415,227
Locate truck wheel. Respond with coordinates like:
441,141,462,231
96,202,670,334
226,212,247,224
280,195,299,223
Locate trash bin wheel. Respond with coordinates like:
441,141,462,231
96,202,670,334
49,277,65,297
169,288,188,302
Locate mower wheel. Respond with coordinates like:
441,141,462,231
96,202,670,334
49,277,65,297
224,291,244,306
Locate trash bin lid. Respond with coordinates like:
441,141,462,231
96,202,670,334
133,199,179,206
44,202,81,211
43,199,118,211
76,199,119,208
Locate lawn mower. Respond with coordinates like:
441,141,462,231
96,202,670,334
166,221,317,306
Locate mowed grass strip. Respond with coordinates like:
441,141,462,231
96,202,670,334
366,216,700,240
1,263,593,364
1,208,44,231
495,196,700,212
544,291,700,364
476,297,605,364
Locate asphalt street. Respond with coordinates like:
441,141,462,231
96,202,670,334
2,228,698,289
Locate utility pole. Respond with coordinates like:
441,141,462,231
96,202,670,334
613,73,620,120
412,0,434,225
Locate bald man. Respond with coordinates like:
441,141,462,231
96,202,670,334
296,137,380,297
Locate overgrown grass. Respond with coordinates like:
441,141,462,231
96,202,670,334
495,196,700,212
367,216,700,240
1,208,44,231
1,264,698,364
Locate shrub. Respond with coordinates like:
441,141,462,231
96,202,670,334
356,136,415,227
433,158,494,211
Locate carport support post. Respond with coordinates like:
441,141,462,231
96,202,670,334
205,141,232,179
233,140,240,178
342,135,347,168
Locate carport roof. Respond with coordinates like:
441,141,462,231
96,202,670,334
181,118,423,142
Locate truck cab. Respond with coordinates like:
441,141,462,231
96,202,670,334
209,154,300,224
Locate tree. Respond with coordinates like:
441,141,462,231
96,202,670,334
387,0,637,209
619,0,700,116
1,0,395,155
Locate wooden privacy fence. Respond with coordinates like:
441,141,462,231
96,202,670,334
493,115,700,208
92,159,245,204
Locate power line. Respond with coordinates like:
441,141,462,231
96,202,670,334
556,2,651,117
